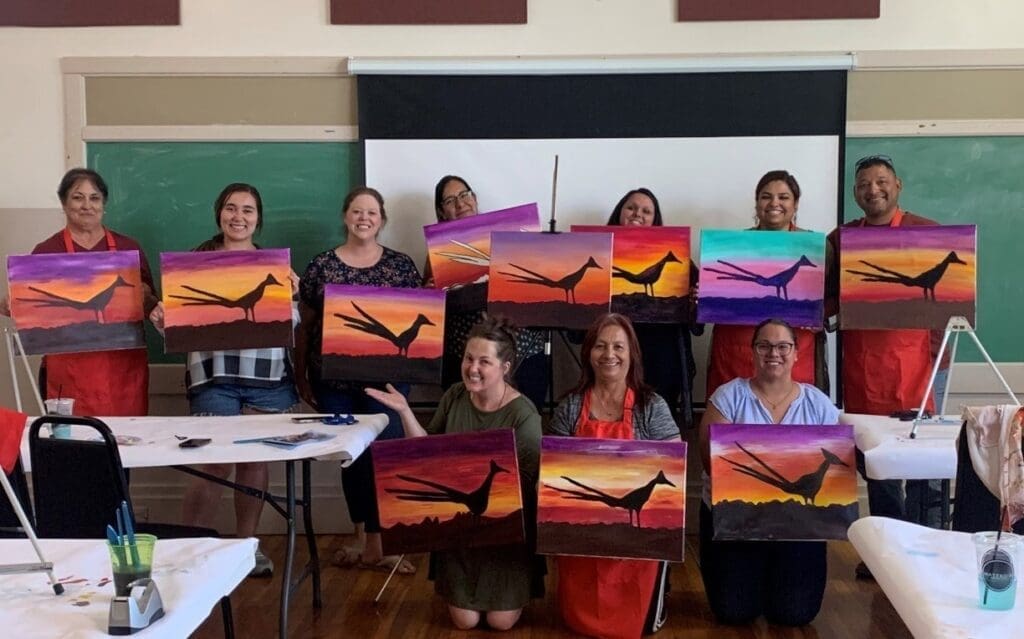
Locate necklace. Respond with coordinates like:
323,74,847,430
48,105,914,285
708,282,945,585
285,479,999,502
591,388,624,418
754,382,796,411
474,382,508,412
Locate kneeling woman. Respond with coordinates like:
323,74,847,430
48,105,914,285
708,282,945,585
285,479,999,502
367,315,543,631
698,318,840,626
547,313,681,639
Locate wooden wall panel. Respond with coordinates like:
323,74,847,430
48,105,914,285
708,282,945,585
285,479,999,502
678,1,878,21
1,0,179,27
331,0,525,25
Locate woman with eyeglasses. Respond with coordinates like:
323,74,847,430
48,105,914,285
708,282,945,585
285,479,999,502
427,175,550,411
705,171,828,400
698,318,839,626
605,187,702,427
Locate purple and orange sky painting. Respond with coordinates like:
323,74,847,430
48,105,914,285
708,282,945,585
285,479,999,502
7,251,143,329
425,203,541,289
699,230,825,301
538,437,686,530
373,430,522,527
711,424,857,507
488,232,612,304
840,225,976,303
572,225,690,298
322,284,444,358
161,249,292,328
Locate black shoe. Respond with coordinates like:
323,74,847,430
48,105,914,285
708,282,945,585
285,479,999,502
855,561,874,580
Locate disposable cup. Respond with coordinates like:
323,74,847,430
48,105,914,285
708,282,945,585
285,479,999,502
107,533,157,597
974,531,1020,610
44,398,74,438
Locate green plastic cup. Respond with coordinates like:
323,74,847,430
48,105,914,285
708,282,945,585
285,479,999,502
107,533,157,596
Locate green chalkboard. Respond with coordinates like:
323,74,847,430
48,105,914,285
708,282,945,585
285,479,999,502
87,141,362,362
845,137,1024,363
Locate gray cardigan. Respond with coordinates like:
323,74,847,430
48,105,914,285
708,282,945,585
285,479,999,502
546,390,680,441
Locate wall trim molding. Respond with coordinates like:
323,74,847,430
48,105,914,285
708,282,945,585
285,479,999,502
83,124,358,142
848,119,1024,137
61,57,348,76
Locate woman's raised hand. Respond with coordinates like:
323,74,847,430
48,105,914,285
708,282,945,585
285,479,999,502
365,383,410,413
148,301,166,333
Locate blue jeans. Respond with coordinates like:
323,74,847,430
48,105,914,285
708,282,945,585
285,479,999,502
312,381,409,532
189,381,298,416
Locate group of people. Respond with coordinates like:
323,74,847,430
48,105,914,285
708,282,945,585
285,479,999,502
0,155,947,636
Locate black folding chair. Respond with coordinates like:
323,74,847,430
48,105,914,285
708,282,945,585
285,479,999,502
28,415,237,637
0,458,33,538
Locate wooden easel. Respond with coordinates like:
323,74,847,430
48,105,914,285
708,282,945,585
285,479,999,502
910,316,1020,438
3,323,45,414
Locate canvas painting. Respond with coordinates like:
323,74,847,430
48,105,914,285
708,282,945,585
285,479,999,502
677,0,879,21
425,203,541,289
697,229,826,328
7,251,145,355
321,284,445,383
488,231,612,330
710,424,858,541
839,225,976,330
572,225,691,323
373,429,524,555
160,249,293,353
537,436,687,561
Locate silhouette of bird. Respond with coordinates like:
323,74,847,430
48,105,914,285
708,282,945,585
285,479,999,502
385,459,509,520
704,255,817,300
845,250,968,301
544,470,676,528
498,256,602,303
168,273,283,322
612,251,682,296
17,275,134,323
334,302,435,357
721,442,850,506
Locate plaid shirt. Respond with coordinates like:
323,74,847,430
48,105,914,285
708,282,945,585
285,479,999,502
186,347,293,390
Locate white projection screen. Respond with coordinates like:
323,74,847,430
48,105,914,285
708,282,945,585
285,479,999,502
357,71,848,402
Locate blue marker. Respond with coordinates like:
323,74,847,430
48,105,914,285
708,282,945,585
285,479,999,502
121,501,141,566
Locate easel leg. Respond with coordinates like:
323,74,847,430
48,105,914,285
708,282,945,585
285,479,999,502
0,471,63,594
4,327,44,414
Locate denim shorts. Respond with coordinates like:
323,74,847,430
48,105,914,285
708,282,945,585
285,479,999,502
189,381,298,417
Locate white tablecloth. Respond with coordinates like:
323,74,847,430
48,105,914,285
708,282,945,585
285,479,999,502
849,517,1024,638
20,413,388,471
0,537,255,638
843,412,961,480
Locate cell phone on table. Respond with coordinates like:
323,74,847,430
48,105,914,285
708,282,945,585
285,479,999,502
179,438,212,448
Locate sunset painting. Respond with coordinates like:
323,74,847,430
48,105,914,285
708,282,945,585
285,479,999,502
710,424,858,541
321,284,444,383
537,436,686,561
572,225,691,323
161,249,293,352
698,229,826,328
7,251,145,355
839,225,976,330
425,203,541,289
488,231,611,330
373,429,524,555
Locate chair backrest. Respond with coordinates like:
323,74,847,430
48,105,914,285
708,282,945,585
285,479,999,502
28,415,134,539
0,458,33,538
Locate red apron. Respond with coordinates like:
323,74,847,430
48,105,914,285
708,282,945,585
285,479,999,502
42,228,149,416
707,325,817,399
556,388,659,639
842,209,935,415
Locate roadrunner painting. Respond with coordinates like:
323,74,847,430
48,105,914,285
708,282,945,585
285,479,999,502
386,460,509,521
845,250,968,301
499,256,602,304
546,470,676,528
721,442,849,506
373,429,525,555
17,275,134,324
334,302,435,357
612,251,682,297
168,273,282,322
705,255,817,300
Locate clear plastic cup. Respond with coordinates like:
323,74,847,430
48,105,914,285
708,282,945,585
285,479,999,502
43,398,74,438
974,531,1020,610
107,533,157,597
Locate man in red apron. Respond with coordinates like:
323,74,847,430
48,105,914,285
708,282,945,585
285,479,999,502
22,169,155,416
827,155,945,573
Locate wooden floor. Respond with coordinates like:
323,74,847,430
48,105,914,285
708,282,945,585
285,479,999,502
193,534,912,639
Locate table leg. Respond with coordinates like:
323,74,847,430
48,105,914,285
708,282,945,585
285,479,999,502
302,460,322,608
940,479,951,529
220,596,235,639
279,460,296,639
